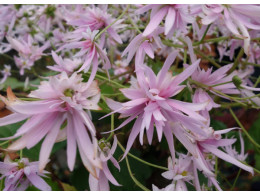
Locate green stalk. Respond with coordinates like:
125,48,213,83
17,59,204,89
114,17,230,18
125,156,150,191
0,140,9,147
194,49,221,68
85,72,126,88
189,79,247,107
99,69,132,86
227,48,244,74
20,149,23,159
0,179,3,191
127,15,142,34
106,114,115,142
161,39,184,49
117,141,168,171
242,62,260,68
183,48,187,64
193,24,212,46
211,81,232,87
229,108,260,149
215,157,218,179
231,169,241,190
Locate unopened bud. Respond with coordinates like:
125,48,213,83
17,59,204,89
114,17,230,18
232,75,242,89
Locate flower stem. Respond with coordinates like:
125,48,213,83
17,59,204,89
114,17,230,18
183,48,187,64
227,48,244,74
242,61,260,68
229,108,260,149
189,79,247,107
193,24,212,46
125,156,150,191
106,114,115,142
117,141,168,171
254,76,260,88
0,179,3,191
20,149,23,159
161,39,184,48
235,93,260,100
85,72,127,88
211,81,232,87
194,49,221,68
0,140,9,147
95,5,130,41
231,169,241,190
127,15,142,34
99,69,132,86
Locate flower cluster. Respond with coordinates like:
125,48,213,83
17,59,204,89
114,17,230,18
0,4,260,191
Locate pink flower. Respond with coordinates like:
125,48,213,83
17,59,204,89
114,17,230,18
201,4,260,55
171,122,254,190
113,60,130,80
58,28,111,88
0,65,11,84
137,5,194,37
6,35,50,75
0,156,51,191
104,51,208,160
63,5,123,44
89,136,121,191
191,64,238,112
159,155,194,191
122,28,163,65
0,72,102,177
47,51,82,75
152,184,175,191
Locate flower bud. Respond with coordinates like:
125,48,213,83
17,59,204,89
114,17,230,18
232,75,242,89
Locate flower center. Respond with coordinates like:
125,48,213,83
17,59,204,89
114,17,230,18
18,162,25,170
181,171,188,176
64,88,74,97
149,88,160,96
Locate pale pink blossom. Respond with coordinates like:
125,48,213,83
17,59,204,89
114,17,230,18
0,156,51,191
63,5,123,44
137,5,195,37
170,122,254,190
0,72,102,177
47,51,82,75
89,136,121,191
104,51,208,160
159,155,194,191
113,60,130,80
201,4,260,55
58,28,111,88
0,65,11,84
122,28,163,65
6,35,50,75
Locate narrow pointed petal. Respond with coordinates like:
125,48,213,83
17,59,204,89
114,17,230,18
0,113,28,127
66,114,77,171
26,173,51,191
143,6,168,36
39,115,63,172
201,143,254,174
121,114,143,160
165,7,176,35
